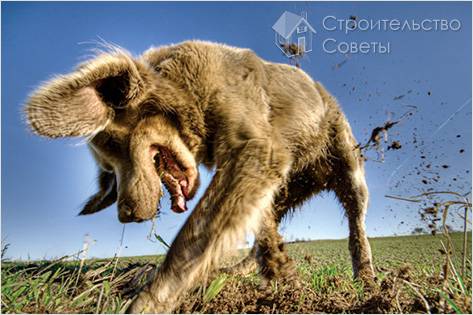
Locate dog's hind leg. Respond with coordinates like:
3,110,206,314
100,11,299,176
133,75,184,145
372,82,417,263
329,119,376,286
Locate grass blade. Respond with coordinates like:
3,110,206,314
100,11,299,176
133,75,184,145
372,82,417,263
204,274,228,303
154,234,170,249
438,290,463,314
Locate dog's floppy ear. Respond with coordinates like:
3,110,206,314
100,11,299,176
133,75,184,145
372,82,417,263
25,51,147,138
79,170,117,216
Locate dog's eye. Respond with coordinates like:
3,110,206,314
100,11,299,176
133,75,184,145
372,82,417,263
92,132,110,146
105,137,122,152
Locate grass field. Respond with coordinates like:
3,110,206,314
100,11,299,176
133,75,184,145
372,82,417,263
1,232,471,313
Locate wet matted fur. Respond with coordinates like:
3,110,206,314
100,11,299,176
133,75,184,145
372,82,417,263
25,40,375,313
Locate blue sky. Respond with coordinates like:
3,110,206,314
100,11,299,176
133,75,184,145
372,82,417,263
2,2,471,260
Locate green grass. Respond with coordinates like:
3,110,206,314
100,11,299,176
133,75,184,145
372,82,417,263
2,232,471,313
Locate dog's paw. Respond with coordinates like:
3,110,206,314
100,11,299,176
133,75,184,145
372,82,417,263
127,290,165,314
358,269,379,295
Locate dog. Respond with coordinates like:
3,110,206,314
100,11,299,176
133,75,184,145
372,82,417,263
25,40,375,313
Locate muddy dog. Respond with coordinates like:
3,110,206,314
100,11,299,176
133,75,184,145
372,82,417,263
25,40,375,313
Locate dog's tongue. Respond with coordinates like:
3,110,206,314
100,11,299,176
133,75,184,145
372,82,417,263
170,178,188,213
171,193,187,213
158,148,189,213
160,172,188,213
179,179,189,199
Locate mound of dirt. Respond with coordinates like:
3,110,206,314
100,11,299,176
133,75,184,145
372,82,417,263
174,264,471,314
175,276,400,314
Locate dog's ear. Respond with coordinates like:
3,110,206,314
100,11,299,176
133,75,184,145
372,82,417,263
79,170,117,216
25,52,147,138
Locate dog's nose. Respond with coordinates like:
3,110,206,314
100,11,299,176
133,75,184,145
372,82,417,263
118,203,136,223
118,202,147,223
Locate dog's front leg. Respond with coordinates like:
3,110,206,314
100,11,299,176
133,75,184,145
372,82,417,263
127,138,291,313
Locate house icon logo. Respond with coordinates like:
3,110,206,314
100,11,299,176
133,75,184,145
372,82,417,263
272,11,316,57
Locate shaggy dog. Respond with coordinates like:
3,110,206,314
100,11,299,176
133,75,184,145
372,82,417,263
25,41,375,313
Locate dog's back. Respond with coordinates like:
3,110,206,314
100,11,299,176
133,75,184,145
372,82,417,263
151,40,354,172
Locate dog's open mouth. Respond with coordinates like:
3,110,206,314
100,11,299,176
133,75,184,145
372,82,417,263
153,146,190,213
